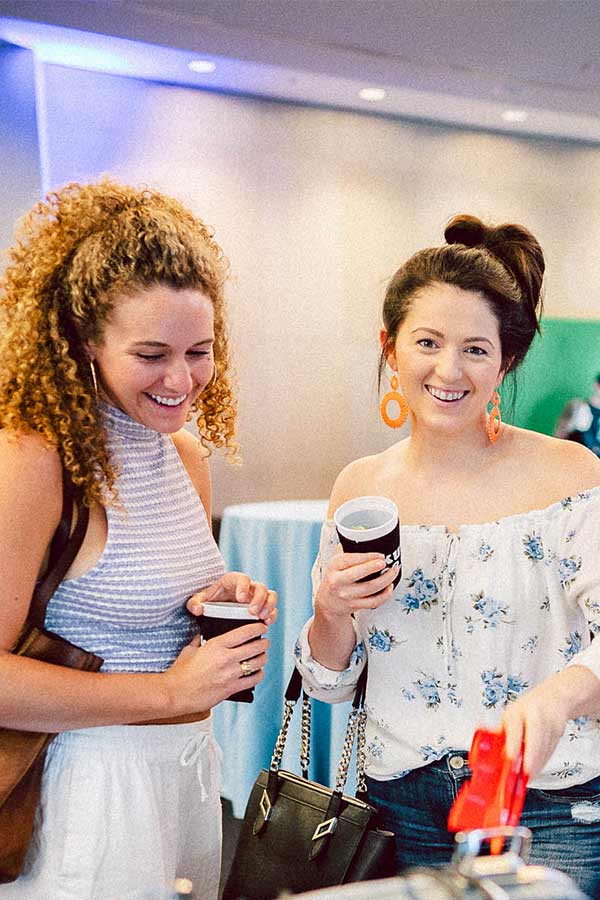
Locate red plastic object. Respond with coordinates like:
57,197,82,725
447,729,528,853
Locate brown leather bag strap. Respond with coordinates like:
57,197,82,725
44,473,75,575
28,475,89,630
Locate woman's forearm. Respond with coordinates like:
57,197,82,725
308,610,357,671
556,664,600,719
0,652,176,732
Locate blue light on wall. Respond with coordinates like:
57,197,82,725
32,40,131,74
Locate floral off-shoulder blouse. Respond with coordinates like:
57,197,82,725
294,488,600,791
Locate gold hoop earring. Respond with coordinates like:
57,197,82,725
380,372,409,429
487,389,502,443
89,359,99,396
203,366,217,392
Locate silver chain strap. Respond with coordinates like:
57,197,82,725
300,695,311,778
271,674,366,793
334,708,359,793
269,699,296,772
355,707,367,793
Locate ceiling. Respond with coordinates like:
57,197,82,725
1,0,600,142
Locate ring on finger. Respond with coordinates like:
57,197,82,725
240,660,254,677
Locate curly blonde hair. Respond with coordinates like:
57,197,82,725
0,178,238,504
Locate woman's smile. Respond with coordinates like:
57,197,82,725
425,385,470,403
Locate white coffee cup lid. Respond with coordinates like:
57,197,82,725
334,495,398,542
201,600,259,620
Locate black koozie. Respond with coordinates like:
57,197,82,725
198,615,257,702
337,521,401,588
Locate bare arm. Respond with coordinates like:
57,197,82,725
308,462,397,670
0,430,269,732
502,666,600,779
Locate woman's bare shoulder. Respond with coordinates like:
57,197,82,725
0,427,62,486
508,426,600,494
328,442,407,515
0,428,63,550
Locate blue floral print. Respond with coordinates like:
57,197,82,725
560,631,582,662
506,674,529,701
465,591,511,632
550,762,584,779
583,598,600,634
568,717,589,741
523,531,544,561
397,568,439,614
413,672,442,708
481,668,505,708
558,555,581,587
481,668,529,708
477,542,494,562
368,627,400,652
366,736,385,759
521,635,538,654
420,738,453,763
446,682,463,707
350,641,366,665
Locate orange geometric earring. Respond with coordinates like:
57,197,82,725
380,372,409,429
487,389,502,443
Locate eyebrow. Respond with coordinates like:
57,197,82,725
130,339,214,348
410,327,495,347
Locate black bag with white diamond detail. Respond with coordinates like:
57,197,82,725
222,666,395,900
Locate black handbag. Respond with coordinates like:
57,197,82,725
222,666,395,900
0,475,104,883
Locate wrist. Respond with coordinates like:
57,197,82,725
553,666,600,720
153,671,183,718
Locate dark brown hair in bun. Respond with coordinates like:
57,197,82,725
444,214,487,248
379,213,545,386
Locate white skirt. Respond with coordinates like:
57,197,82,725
0,719,222,900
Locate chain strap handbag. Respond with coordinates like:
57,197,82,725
0,475,104,883
222,665,395,900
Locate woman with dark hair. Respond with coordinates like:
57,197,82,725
295,215,600,897
0,179,277,899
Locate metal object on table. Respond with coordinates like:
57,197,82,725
291,827,590,900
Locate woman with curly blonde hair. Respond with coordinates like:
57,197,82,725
0,179,277,899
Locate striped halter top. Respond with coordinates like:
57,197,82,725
46,403,226,672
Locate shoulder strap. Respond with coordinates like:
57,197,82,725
28,473,90,630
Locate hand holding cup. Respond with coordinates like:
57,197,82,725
334,496,401,588
198,601,265,702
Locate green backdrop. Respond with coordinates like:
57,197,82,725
512,318,600,435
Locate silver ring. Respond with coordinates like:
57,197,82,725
240,660,253,677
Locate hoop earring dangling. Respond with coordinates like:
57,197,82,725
380,372,409,429
89,359,99,396
487,389,502,443
203,366,217,392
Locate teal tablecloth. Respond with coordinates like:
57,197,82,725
212,500,356,817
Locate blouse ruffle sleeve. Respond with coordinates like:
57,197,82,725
563,491,600,683
294,519,366,703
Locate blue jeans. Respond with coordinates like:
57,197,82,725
366,753,600,899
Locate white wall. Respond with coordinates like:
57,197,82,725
36,64,600,512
